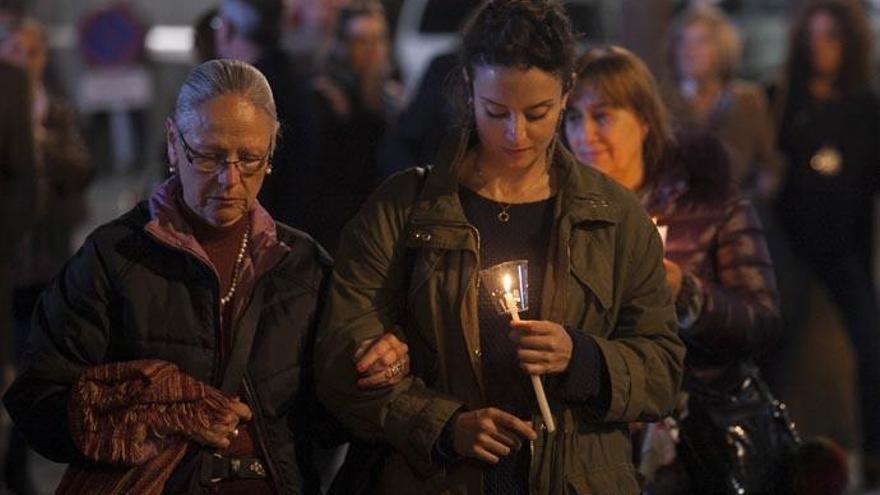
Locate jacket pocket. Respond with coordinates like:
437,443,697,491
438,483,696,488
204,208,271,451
569,230,615,333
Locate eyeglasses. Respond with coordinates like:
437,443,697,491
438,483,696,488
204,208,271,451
176,126,271,176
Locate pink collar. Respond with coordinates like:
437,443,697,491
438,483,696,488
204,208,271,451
144,176,291,293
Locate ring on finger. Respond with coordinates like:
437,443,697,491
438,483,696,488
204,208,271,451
386,360,405,378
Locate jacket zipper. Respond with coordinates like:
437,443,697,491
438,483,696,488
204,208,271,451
146,228,286,490
143,230,226,387
242,374,282,493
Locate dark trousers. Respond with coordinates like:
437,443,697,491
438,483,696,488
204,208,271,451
807,253,880,454
776,245,880,455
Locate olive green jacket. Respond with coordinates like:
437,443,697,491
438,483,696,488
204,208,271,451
315,147,685,494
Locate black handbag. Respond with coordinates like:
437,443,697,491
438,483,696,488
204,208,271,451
678,365,800,495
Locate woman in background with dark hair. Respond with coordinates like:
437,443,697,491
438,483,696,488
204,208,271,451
316,1,684,493
770,0,880,485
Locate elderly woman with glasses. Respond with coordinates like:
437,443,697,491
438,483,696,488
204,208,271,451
3,59,407,495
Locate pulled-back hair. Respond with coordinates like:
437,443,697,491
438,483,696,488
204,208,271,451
173,58,280,152
572,46,675,189
448,0,577,167
460,0,576,91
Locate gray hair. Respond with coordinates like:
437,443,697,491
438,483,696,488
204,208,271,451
172,58,280,152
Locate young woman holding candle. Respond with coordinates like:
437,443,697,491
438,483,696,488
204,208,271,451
315,2,684,493
564,46,786,494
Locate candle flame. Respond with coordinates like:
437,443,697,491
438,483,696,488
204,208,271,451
502,273,513,293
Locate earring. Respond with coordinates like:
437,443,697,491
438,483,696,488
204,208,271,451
168,166,175,173
266,167,273,175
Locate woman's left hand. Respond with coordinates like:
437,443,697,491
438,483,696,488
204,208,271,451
509,320,573,375
353,332,410,389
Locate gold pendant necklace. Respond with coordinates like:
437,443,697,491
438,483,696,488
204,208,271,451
810,144,843,176
497,203,512,223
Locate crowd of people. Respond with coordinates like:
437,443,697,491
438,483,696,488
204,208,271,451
0,0,878,494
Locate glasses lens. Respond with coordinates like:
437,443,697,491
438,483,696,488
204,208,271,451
238,159,266,174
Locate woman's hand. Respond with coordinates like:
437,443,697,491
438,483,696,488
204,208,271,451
509,320,573,375
188,397,253,450
663,259,683,299
452,408,537,464
354,332,410,389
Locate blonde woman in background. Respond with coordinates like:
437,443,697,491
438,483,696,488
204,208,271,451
666,6,781,198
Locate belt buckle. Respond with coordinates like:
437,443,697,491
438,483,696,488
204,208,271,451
229,456,266,480
209,453,267,482
247,459,267,478
235,457,267,479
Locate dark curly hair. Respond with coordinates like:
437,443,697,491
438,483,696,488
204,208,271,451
447,0,577,167
784,0,872,97
460,0,576,90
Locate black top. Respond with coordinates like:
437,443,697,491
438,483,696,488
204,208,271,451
460,186,554,417
460,186,554,494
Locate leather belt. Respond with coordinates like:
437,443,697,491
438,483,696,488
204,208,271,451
205,452,268,482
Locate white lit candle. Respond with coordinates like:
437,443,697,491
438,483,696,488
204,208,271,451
502,272,555,433
502,273,520,322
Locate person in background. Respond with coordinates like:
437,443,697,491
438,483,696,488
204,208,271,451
666,5,781,198
316,2,684,493
0,18,92,495
0,39,35,495
308,0,403,254
565,46,786,494
215,0,317,230
769,0,880,487
286,0,350,75
0,4,35,495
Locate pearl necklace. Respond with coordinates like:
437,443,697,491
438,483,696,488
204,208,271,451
220,223,250,307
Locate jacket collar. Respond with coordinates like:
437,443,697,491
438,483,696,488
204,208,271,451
409,138,622,230
144,176,290,281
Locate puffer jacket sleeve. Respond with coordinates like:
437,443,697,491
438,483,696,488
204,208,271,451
676,198,781,362
3,233,114,462
590,204,686,423
315,169,462,477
